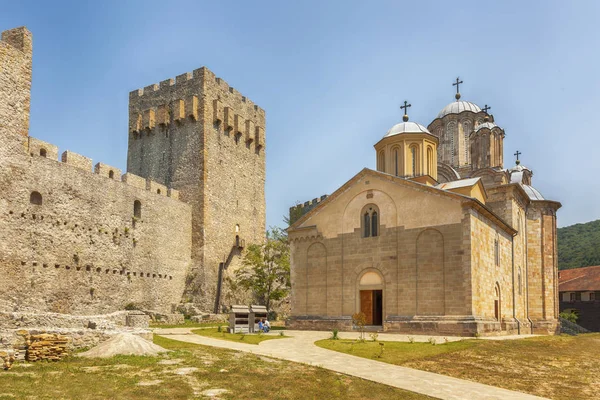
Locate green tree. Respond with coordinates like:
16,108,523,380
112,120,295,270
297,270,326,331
234,227,290,310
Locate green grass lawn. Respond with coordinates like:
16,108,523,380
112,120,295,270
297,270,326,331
317,334,600,400
192,328,288,345
0,335,431,400
317,338,477,363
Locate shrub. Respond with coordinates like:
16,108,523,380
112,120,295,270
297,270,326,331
560,310,579,323
279,331,285,337
369,332,379,342
428,337,436,345
352,312,367,341
408,336,415,344
124,303,138,311
331,329,339,340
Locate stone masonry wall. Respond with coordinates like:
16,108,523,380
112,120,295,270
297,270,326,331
127,67,266,310
469,209,514,322
0,130,192,315
0,27,32,137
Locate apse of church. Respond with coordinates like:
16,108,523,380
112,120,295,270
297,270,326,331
288,77,561,337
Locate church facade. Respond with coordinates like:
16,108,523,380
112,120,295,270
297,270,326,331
287,84,561,336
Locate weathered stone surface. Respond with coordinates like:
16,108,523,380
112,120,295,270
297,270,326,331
127,67,266,311
125,312,150,328
0,26,265,317
0,27,31,138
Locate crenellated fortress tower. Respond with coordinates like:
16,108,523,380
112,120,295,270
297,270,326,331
127,67,266,311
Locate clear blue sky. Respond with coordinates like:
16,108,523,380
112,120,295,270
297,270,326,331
2,0,599,228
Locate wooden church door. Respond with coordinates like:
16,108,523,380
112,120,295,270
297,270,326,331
360,290,373,325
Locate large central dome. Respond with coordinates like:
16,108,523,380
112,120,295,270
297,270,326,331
436,101,481,119
384,121,431,138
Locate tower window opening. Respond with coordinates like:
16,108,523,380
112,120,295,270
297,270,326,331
39,148,47,157
30,191,42,206
109,170,114,179
134,200,142,219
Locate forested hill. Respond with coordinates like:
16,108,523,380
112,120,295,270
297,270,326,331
558,219,600,270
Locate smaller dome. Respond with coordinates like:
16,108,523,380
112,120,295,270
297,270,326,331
508,163,530,174
475,122,499,132
436,101,481,119
384,121,431,138
521,184,545,201
508,163,533,185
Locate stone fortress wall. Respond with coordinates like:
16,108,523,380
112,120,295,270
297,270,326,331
127,67,266,311
0,27,192,315
0,27,31,137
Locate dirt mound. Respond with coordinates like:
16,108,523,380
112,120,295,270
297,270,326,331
78,333,169,358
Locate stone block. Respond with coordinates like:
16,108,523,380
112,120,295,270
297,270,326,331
174,99,185,122
28,137,58,160
61,151,92,171
121,172,146,190
224,107,234,131
126,312,150,328
130,113,142,133
161,314,184,324
245,120,255,143
142,109,155,130
256,126,265,148
213,99,223,123
157,104,169,126
186,95,198,120
94,162,121,180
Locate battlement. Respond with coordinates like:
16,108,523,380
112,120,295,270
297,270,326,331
289,195,328,225
128,66,265,114
1,26,32,56
23,135,180,200
1,27,33,137
128,66,266,150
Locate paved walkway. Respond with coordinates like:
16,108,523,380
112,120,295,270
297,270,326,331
155,328,547,400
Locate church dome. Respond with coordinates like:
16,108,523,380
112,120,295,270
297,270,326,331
384,121,431,138
436,101,481,119
475,122,499,132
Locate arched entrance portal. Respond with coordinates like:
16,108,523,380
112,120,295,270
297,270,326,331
359,271,383,326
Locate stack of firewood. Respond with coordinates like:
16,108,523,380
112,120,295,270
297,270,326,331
25,333,69,362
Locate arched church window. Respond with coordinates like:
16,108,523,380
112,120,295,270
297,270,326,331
377,150,385,172
363,212,371,237
410,146,418,176
426,147,433,176
394,149,399,176
463,121,471,164
494,234,500,267
361,204,380,238
371,211,378,237
447,121,456,164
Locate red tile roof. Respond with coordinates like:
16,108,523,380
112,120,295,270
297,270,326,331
559,265,600,292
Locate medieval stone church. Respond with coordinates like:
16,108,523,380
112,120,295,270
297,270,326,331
288,82,561,336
